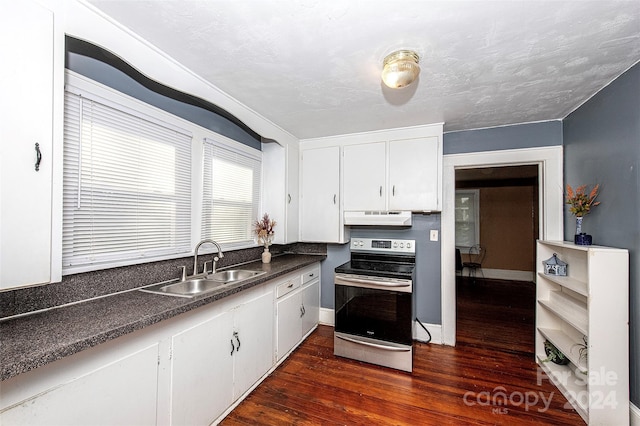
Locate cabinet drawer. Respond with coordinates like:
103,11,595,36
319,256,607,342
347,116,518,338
276,276,301,298
302,266,320,285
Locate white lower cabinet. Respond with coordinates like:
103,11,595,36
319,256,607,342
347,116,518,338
0,263,320,426
276,265,321,360
169,291,273,425
0,343,160,425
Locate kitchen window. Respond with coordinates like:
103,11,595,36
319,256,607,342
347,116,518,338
62,88,192,273
455,189,479,249
202,138,261,248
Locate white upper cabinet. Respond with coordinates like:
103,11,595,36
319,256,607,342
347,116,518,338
343,142,386,211
343,136,441,212
299,146,348,243
0,0,56,289
262,140,299,244
388,136,440,211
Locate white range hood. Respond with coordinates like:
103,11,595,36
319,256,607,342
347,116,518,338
343,211,412,226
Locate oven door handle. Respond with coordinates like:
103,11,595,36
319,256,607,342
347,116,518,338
335,334,411,352
335,275,411,288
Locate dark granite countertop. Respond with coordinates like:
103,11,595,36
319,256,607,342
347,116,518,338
0,253,324,381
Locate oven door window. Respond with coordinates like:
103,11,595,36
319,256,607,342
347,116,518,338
335,284,412,345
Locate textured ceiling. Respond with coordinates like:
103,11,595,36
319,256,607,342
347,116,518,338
86,0,640,139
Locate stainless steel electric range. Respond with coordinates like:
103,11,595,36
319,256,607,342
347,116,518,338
334,238,415,372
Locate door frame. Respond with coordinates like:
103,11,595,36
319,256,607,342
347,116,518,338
441,146,564,346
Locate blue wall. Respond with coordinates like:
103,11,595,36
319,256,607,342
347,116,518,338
444,120,562,154
563,63,640,406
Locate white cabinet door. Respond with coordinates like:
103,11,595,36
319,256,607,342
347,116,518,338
300,146,343,242
343,142,386,211
301,280,320,336
285,140,300,243
388,137,440,211
0,0,54,289
233,291,274,399
170,311,234,426
170,290,274,425
277,290,303,360
1,344,159,426
262,140,299,244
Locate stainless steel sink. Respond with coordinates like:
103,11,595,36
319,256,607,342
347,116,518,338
140,269,266,298
208,269,264,283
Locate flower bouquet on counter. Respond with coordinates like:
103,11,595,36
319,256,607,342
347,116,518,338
254,213,276,263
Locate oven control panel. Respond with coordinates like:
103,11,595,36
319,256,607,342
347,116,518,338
350,238,415,254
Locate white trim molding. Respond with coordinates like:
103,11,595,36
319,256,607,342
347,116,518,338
460,268,534,282
319,308,335,326
442,146,564,346
414,321,442,344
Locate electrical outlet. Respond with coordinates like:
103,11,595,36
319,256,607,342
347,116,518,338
430,230,439,241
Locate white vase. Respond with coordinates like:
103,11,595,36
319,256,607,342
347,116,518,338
262,248,271,263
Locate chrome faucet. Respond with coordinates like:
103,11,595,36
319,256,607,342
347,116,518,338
193,239,224,277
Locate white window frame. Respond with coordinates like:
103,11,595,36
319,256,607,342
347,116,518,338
201,136,262,250
62,71,263,274
455,189,480,250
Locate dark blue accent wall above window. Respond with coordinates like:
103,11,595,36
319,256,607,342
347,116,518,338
65,37,262,150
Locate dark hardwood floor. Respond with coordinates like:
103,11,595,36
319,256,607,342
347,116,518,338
221,278,584,425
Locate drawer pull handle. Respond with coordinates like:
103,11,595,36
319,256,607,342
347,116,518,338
230,339,235,356
287,282,294,288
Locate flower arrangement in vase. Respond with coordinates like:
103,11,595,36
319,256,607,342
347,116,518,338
566,184,600,245
254,213,276,263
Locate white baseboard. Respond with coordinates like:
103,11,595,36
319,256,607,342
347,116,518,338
462,268,534,282
414,321,442,344
319,307,334,326
631,402,640,426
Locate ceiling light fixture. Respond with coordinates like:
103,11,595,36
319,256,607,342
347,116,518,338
381,50,420,89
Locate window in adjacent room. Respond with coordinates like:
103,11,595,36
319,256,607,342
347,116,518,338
455,189,479,249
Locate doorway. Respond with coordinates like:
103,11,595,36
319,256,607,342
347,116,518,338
440,146,564,346
454,165,539,353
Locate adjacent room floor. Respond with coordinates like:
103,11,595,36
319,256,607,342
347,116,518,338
221,278,584,425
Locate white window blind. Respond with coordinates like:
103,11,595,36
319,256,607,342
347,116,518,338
455,189,480,249
63,91,192,272
202,138,261,246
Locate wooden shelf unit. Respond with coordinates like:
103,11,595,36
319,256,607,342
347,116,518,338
536,240,629,425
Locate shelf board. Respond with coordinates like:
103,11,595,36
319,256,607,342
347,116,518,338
537,272,588,297
538,299,587,335
537,327,587,372
537,355,588,423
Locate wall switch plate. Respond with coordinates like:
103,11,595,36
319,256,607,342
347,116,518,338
430,230,439,241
